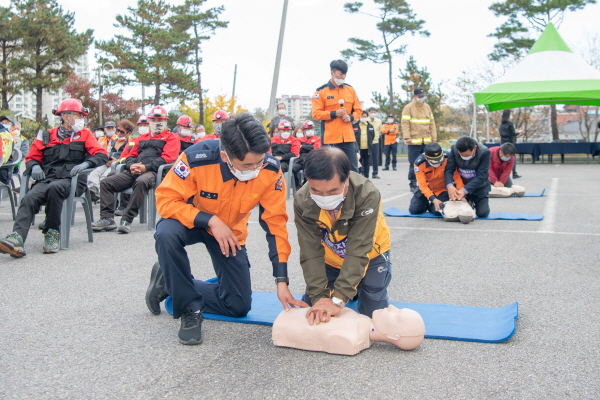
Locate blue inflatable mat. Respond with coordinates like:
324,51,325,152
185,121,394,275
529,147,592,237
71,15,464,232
164,291,518,343
383,207,544,221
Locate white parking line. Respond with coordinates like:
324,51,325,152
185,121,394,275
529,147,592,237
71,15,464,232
381,192,411,204
538,178,559,233
388,226,600,237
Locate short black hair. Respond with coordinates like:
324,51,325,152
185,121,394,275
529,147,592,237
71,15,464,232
361,110,368,117
304,147,350,183
221,113,271,161
500,142,516,156
455,136,478,152
330,59,348,74
368,107,377,112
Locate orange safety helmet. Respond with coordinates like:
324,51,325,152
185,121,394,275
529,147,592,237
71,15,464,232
212,110,229,122
53,98,88,117
176,115,193,128
147,105,169,120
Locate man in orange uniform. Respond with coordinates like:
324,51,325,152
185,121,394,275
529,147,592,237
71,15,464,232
145,113,306,345
409,142,464,215
312,59,362,172
381,116,399,171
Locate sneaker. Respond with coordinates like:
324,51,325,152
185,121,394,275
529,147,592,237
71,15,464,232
393,167,397,171
117,219,131,234
0,232,26,258
179,309,204,345
382,167,390,171
371,175,380,179
43,229,59,253
92,218,117,232
114,205,126,216
38,220,46,230
90,192,100,204
146,262,167,315
513,174,522,179
409,182,418,192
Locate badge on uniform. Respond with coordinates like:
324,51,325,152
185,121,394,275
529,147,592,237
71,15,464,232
200,191,218,200
174,159,190,180
414,166,420,173
313,92,319,99
275,174,284,191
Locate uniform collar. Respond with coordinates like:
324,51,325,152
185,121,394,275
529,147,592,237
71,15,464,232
326,80,345,90
220,159,235,182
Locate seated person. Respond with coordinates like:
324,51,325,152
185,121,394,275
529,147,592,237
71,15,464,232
291,120,321,189
409,142,464,215
136,115,150,137
270,120,300,174
193,124,206,142
489,143,516,189
92,106,179,234
272,305,425,356
2,116,29,175
0,99,108,256
0,117,15,185
444,136,491,218
201,110,229,141
440,200,476,224
176,115,194,153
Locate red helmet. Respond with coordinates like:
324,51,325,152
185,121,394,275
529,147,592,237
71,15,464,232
301,120,315,130
212,110,229,122
147,105,169,120
176,115,193,128
278,120,292,130
137,115,149,125
53,98,88,117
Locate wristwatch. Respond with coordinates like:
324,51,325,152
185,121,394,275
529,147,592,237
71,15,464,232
275,277,289,285
331,296,345,307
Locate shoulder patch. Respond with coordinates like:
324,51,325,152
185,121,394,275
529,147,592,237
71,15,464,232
173,159,190,180
414,154,427,166
313,92,319,99
184,141,220,168
264,153,281,173
360,208,373,216
275,173,284,191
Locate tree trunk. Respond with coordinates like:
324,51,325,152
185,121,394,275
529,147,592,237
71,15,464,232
195,48,204,125
387,58,395,118
550,104,559,141
154,81,160,106
1,43,8,110
35,86,43,122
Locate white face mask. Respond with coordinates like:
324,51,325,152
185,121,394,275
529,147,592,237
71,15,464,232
225,152,261,182
369,114,376,120
310,181,348,211
138,126,150,135
360,117,368,123
281,131,290,139
13,129,20,136
95,131,104,138
460,149,475,161
417,97,427,103
180,128,191,137
105,129,116,137
214,123,222,136
70,118,85,133
387,119,394,124
333,78,345,86
278,109,286,116
296,133,304,139
305,130,314,137
150,121,165,134
196,132,205,139
2,123,11,130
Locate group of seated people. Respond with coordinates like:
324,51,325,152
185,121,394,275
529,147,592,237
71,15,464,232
0,99,229,257
408,136,521,222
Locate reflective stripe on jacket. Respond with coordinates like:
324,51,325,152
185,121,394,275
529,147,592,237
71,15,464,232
401,100,437,144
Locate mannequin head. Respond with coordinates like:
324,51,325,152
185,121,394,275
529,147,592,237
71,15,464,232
370,305,425,350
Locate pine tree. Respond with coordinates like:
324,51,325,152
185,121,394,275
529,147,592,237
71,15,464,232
96,0,196,107
10,0,93,122
0,5,21,110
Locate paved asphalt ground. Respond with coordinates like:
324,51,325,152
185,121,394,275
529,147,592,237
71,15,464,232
0,159,599,399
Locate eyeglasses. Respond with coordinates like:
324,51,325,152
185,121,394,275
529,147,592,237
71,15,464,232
117,129,127,134
225,152,267,172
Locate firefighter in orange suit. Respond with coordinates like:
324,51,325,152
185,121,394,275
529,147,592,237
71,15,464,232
401,87,437,192
381,116,400,171
409,142,463,215
145,113,306,346
312,59,362,172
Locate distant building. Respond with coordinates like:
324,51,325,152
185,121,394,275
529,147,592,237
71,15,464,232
276,95,312,123
8,52,90,122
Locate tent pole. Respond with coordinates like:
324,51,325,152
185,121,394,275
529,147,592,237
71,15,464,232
472,96,477,138
486,109,490,142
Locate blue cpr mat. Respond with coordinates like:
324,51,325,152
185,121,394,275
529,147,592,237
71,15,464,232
383,207,544,221
517,188,545,197
164,290,518,343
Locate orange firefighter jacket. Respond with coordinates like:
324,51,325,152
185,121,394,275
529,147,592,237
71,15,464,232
312,81,362,145
414,152,463,200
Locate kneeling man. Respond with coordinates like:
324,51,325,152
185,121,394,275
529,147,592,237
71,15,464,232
294,147,392,325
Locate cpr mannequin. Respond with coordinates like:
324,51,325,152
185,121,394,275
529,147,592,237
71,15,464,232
490,184,525,198
441,200,476,224
272,305,425,356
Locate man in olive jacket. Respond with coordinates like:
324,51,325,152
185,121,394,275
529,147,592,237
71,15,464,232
293,147,392,325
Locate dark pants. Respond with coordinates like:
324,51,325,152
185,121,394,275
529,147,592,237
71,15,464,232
371,143,380,175
292,159,304,187
384,143,398,168
407,144,426,183
409,190,450,215
280,160,289,173
301,251,392,318
100,170,155,222
13,178,73,241
359,148,370,178
0,168,12,185
505,177,513,188
466,188,490,218
512,161,518,175
154,218,252,319
328,142,358,172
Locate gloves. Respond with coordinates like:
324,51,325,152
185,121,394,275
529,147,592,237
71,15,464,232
70,162,90,176
31,165,45,181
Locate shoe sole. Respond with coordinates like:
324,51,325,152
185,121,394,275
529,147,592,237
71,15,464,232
146,262,164,315
178,337,203,345
92,225,117,232
0,241,26,258
43,249,59,254
117,227,130,234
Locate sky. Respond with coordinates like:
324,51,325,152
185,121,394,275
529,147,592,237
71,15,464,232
3,0,600,112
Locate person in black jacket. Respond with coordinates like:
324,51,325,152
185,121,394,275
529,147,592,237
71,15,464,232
444,136,491,218
499,109,521,179
353,111,375,179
